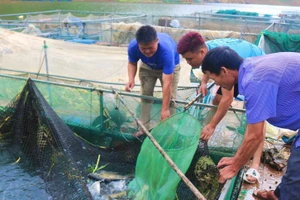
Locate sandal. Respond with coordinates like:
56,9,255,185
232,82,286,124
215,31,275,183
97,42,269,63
243,168,260,184
253,189,277,200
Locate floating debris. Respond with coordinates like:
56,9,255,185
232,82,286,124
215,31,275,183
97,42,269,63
89,181,101,197
107,191,127,199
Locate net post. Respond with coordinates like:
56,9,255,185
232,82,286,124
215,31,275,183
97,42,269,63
98,90,104,132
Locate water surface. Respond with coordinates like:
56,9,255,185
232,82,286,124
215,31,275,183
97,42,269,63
0,2,300,16
0,143,50,200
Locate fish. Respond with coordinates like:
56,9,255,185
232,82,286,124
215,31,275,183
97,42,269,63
88,170,133,181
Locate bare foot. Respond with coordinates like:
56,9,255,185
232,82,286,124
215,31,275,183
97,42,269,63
132,129,144,137
246,174,258,183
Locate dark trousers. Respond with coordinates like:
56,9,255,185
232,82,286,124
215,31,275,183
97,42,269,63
274,133,300,200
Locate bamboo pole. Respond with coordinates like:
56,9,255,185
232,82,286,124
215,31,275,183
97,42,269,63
112,88,206,200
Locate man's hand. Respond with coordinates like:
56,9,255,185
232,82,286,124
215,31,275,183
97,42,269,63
198,83,208,96
200,124,215,142
217,157,240,183
126,62,137,92
161,109,170,120
125,81,135,92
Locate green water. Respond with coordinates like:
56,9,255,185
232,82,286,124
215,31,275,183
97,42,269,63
0,1,196,16
0,2,117,14
1,1,296,17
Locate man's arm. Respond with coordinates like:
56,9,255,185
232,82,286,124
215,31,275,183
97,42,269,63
201,87,234,141
210,87,234,128
125,61,137,92
161,73,173,120
217,121,265,183
198,74,210,95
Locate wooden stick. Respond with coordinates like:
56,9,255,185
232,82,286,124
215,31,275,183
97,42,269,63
112,88,206,200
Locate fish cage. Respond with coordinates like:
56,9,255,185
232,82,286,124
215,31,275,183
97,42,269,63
2,10,299,46
0,10,148,46
0,68,247,199
0,11,249,198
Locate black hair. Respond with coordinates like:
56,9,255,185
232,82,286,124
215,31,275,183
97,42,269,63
135,25,157,44
202,46,244,75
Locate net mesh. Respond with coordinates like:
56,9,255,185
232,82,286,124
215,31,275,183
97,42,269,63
0,74,198,147
0,79,142,199
0,74,245,150
257,30,300,54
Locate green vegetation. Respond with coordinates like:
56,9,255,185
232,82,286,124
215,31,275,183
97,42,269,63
87,154,109,173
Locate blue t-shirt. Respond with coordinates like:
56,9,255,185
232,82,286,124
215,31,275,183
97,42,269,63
128,33,180,75
206,38,265,59
238,52,300,132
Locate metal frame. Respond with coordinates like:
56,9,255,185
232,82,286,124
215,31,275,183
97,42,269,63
0,73,245,113
0,67,198,89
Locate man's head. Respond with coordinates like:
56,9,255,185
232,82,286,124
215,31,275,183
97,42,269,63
202,46,243,91
136,25,158,57
177,31,207,68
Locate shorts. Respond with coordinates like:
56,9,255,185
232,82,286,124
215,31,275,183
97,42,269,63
216,83,239,97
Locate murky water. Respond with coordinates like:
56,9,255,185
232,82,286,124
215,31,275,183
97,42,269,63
88,179,128,200
0,143,51,200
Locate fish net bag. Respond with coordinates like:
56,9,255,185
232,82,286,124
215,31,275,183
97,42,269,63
127,112,201,200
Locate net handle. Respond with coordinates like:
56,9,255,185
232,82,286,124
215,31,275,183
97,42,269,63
184,81,215,111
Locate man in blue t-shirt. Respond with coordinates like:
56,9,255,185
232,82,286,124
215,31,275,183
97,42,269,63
202,46,300,200
125,25,180,136
177,31,265,184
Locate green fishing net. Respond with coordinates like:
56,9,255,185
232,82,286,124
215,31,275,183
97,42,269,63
256,30,300,53
127,112,201,200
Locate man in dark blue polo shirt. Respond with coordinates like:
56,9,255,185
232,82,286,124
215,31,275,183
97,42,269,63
125,25,180,136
